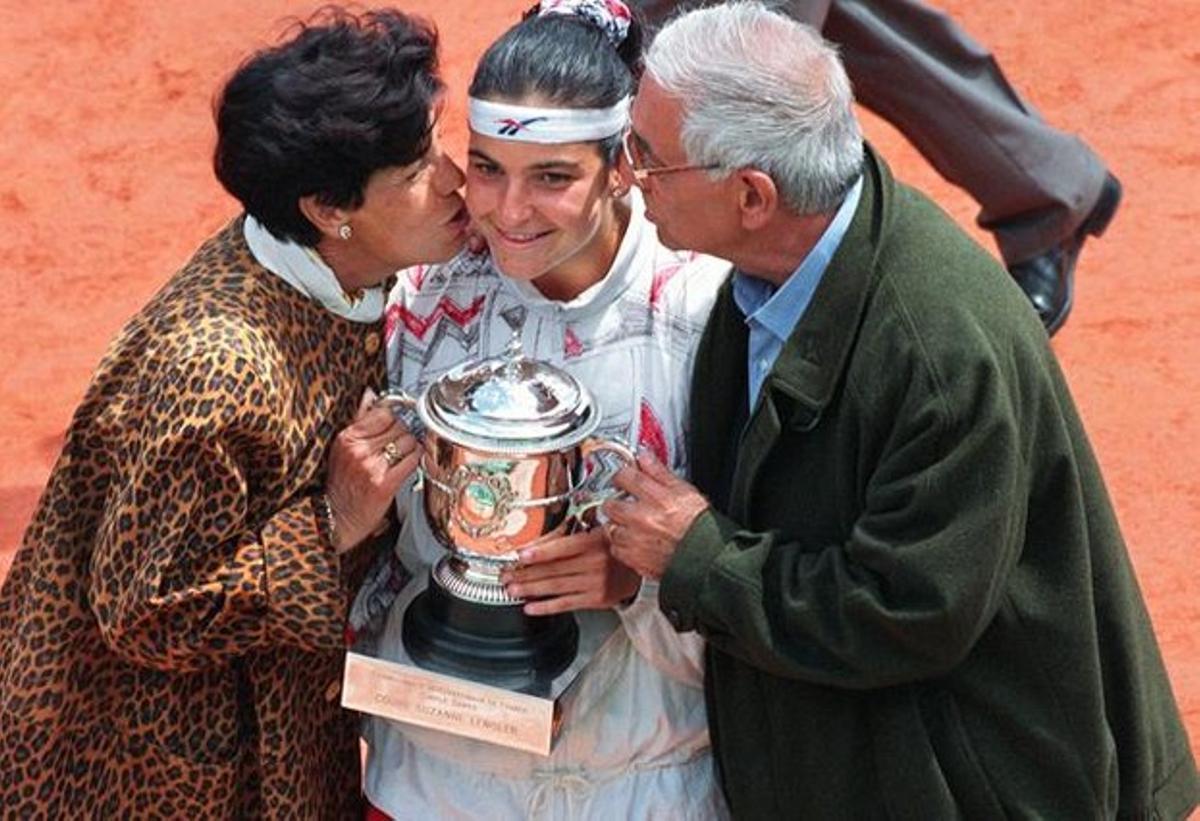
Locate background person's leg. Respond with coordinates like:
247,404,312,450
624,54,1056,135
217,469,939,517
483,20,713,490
824,0,1110,265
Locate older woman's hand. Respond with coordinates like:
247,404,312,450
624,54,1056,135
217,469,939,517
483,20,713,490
324,393,419,553
500,528,641,616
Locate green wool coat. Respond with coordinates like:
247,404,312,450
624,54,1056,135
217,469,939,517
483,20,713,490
659,147,1198,819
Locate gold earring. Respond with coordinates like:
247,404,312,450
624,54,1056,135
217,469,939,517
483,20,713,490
338,224,353,240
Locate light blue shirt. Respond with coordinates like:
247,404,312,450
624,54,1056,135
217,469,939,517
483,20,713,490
733,177,863,409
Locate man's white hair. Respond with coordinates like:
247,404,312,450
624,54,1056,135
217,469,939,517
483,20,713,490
644,1,863,215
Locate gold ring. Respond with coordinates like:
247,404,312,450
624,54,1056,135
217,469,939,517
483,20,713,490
381,440,403,467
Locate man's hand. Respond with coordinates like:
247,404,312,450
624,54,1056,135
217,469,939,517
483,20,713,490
324,392,419,553
500,528,640,616
603,452,710,580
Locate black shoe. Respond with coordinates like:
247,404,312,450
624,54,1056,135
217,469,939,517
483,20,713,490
1007,173,1123,336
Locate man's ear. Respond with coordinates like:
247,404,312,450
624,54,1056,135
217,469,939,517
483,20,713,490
734,169,778,231
298,195,352,241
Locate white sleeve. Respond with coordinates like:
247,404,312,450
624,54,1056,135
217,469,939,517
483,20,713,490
604,251,727,690
614,578,706,688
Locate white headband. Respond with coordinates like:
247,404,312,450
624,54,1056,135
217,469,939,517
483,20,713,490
468,96,630,144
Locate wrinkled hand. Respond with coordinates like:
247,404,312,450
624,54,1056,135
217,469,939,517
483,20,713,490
324,391,420,553
603,452,710,580
500,527,640,616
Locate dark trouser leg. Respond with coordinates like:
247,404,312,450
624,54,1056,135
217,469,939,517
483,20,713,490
824,0,1108,263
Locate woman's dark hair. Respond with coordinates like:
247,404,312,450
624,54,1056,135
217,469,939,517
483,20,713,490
469,4,644,164
213,7,442,247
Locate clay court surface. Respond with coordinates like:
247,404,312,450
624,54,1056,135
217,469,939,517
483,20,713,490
1,0,1197,761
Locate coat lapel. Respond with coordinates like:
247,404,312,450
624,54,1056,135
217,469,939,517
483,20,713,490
726,145,893,519
728,388,782,520
688,280,748,512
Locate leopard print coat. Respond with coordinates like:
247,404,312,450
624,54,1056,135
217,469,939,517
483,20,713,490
0,219,385,819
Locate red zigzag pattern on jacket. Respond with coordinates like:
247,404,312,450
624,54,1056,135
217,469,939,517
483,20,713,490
648,252,696,309
407,264,428,292
563,327,584,359
385,295,487,342
638,399,670,465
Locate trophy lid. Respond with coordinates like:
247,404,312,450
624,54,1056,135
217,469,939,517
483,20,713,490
421,333,599,452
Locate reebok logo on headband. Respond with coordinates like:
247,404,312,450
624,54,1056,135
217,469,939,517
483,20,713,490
496,117,549,136
469,97,630,144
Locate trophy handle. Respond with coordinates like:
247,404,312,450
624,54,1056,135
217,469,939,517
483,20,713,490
374,388,425,440
568,437,636,525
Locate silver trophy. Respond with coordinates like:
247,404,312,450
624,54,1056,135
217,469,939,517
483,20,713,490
378,334,632,691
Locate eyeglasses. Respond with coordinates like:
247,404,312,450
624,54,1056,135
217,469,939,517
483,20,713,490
620,128,721,184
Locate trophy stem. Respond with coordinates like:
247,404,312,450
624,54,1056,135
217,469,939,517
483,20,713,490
432,554,520,605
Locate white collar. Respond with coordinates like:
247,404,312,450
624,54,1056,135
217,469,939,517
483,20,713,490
501,188,647,319
243,215,386,323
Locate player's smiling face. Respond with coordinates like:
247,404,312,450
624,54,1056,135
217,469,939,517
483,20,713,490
465,127,625,300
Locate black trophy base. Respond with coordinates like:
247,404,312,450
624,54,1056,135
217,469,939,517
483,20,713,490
401,568,579,695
